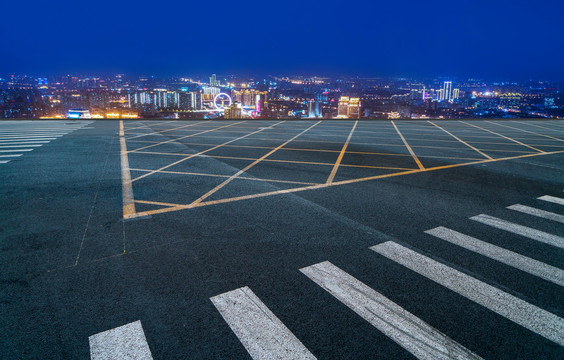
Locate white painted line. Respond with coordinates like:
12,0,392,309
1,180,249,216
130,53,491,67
89,320,153,360
0,138,57,142
0,136,61,140
0,154,22,157
425,227,564,286
0,149,33,152
539,195,564,206
0,145,42,148
0,141,50,145
0,160,9,164
508,204,564,224
371,241,564,346
210,286,316,360
300,261,483,360
471,214,564,249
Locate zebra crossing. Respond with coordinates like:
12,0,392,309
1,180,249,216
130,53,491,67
0,120,92,165
89,192,564,359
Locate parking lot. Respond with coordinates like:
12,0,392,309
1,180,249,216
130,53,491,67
1,119,563,359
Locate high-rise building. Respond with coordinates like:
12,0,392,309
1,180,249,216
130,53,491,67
337,96,350,118
224,103,242,119
442,81,452,101
308,100,322,118
210,74,219,87
347,98,361,118
452,88,460,100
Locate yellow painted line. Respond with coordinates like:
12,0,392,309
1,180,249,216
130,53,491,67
127,121,246,153
427,121,493,159
130,149,564,218
131,121,285,182
460,121,545,153
120,121,136,219
189,121,323,206
130,168,319,185
487,121,564,142
132,152,415,171
126,120,210,140
391,121,425,170
327,121,357,184
125,120,176,132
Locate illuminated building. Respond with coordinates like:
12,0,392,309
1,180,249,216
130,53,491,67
210,74,219,87
442,81,452,101
224,103,242,119
499,93,522,109
308,100,322,118
347,98,361,118
452,88,460,100
67,109,91,119
337,96,350,118
232,89,268,107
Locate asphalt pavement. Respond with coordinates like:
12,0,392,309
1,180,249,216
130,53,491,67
1,119,563,359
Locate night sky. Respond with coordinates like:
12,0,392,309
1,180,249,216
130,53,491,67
2,0,562,79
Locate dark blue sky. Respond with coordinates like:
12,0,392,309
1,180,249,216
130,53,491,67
2,0,562,79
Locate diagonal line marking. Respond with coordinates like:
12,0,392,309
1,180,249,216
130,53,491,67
189,121,322,206
127,121,246,154
460,121,545,153
427,121,493,159
487,121,564,142
392,120,424,170
327,120,358,184
126,120,210,140
130,149,564,218
130,121,284,182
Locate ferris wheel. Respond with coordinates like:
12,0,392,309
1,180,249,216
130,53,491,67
214,93,232,109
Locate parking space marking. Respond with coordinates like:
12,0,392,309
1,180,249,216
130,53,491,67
487,121,564,143
470,214,564,249
459,121,544,153
427,121,493,159
371,241,564,347
190,121,322,206
327,121,357,184
129,121,277,183
391,121,425,170
89,320,153,360
127,121,247,154
211,286,317,360
120,121,136,219
301,261,483,360
425,227,564,286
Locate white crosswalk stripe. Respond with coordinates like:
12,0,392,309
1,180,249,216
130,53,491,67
425,226,564,286
89,320,153,360
538,195,564,206
507,204,564,224
371,241,564,346
211,286,316,360
470,214,564,249
300,261,483,360
0,121,91,165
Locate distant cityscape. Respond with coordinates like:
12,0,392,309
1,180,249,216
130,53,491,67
1,74,562,119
